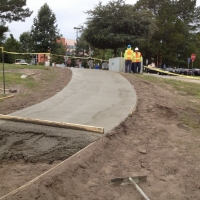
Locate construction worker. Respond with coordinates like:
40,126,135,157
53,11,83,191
124,44,134,73
132,47,142,73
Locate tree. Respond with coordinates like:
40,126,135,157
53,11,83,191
84,0,156,56
19,31,33,52
75,30,90,57
3,34,21,63
134,0,196,21
51,42,66,64
133,0,163,16
19,31,33,62
0,25,7,43
191,6,200,33
134,0,198,67
0,0,32,38
30,3,61,55
154,1,190,65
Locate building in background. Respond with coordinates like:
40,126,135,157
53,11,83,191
37,38,76,65
66,39,76,56
57,38,76,55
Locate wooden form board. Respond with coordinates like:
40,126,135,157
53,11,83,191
0,114,104,134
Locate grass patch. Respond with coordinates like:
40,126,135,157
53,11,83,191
136,74,163,83
0,94,7,98
136,74,200,130
41,69,56,82
140,74,200,98
0,72,36,89
181,116,200,129
163,79,200,97
0,63,52,90
0,63,49,71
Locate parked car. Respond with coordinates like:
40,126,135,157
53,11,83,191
155,67,167,75
144,66,158,74
14,59,29,65
174,68,183,74
192,68,200,76
181,69,194,76
164,67,176,74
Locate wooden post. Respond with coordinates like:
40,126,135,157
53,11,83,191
0,114,104,134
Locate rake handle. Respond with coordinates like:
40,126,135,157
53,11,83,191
129,177,150,200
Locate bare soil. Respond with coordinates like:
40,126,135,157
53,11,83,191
0,68,200,200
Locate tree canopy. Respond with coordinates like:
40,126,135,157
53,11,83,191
30,3,61,53
134,0,200,67
82,0,200,67
84,0,157,56
3,34,21,63
19,31,32,53
1,0,200,68
0,0,32,40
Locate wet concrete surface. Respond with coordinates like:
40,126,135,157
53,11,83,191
0,69,137,163
0,121,100,163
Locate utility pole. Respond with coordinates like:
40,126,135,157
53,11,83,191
74,27,81,39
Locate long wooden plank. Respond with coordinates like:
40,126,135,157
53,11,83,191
0,114,104,134
0,95,15,100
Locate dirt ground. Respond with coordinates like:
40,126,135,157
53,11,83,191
0,68,200,200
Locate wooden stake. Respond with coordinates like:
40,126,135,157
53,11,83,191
0,95,15,100
0,114,104,134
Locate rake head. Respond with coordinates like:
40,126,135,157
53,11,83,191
110,175,147,185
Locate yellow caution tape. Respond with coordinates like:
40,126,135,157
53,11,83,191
51,53,64,57
144,66,200,80
66,55,106,62
3,51,50,55
1,49,108,62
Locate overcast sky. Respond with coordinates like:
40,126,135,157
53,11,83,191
6,0,200,41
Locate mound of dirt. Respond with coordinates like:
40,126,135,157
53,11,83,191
0,70,200,200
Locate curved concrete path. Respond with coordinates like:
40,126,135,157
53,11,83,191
9,68,137,133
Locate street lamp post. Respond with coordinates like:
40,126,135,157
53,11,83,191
74,27,81,39
74,27,82,58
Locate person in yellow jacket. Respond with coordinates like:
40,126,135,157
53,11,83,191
132,47,142,74
124,44,134,73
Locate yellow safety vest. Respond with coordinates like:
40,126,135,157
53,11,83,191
124,49,133,60
133,52,142,62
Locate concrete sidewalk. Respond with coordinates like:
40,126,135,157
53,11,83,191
7,68,137,133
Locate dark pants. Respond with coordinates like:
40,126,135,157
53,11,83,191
125,60,132,73
134,62,141,73
131,62,134,73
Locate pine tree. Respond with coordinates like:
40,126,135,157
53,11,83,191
0,0,32,40
30,3,61,53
